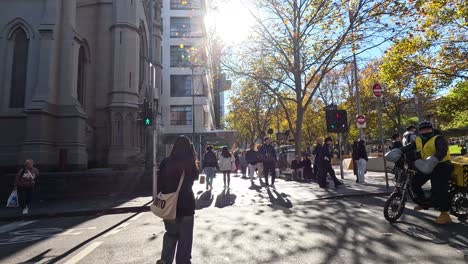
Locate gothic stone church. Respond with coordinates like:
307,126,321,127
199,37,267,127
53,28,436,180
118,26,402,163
0,0,161,171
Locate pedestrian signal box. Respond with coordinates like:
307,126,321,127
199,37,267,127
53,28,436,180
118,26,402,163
325,109,348,133
137,100,153,127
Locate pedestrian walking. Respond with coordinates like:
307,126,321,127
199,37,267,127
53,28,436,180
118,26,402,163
218,147,235,189
302,154,313,181
351,140,359,183
234,151,240,174
402,125,417,146
202,145,217,190
317,137,343,188
291,155,304,181
245,144,258,184
256,144,264,179
14,159,39,215
239,151,248,178
357,140,368,184
312,138,322,180
156,136,199,264
258,137,277,188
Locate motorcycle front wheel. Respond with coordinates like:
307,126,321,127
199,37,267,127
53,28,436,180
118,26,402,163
384,192,406,223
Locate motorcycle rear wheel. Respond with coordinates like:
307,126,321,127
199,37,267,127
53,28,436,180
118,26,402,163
384,192,406,223
450,190,468,219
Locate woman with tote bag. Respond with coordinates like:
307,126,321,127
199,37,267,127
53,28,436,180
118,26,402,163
156,136,199,264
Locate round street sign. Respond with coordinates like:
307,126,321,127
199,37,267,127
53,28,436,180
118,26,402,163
373,83,383,97
356,115,366,125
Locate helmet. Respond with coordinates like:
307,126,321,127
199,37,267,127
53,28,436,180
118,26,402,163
406,125,416,131
418,121,433,130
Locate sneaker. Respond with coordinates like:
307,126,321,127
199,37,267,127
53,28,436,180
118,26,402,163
335,181,343,187
435,212,452,224
22,207,29,215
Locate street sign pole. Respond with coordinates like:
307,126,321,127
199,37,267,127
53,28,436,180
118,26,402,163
376,88,389,189
339,133,344,179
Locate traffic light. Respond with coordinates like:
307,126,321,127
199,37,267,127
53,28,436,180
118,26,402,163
325,109,348,133
138,100,153,127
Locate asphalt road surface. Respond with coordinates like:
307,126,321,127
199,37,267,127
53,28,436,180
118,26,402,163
1,173,467,264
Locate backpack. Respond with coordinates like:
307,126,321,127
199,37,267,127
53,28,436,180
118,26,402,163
203,151,217,167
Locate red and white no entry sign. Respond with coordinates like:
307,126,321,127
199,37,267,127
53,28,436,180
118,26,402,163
356,115,366,124
373,83,383,97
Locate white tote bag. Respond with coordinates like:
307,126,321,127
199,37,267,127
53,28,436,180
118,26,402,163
151,172,185,220
6,189,19,208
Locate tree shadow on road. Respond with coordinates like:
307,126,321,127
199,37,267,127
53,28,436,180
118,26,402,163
194,195,468,264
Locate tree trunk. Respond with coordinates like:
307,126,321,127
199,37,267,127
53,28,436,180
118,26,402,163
295,106,304,155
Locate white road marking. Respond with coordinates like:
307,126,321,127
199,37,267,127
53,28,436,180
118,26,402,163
102,223,130,238
0,221,37,234
129,213,144,221
63,241,103,264
59,227,97,236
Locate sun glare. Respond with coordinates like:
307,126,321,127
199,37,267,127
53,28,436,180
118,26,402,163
208,0,255,45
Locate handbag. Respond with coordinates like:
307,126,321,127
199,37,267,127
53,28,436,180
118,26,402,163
150,172,185,220
6,189,19,208
231,160,237,173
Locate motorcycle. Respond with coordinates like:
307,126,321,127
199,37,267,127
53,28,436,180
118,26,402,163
383,155,468,223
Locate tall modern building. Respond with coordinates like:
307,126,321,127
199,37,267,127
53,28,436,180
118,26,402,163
160,0,217,156
0,0,162,171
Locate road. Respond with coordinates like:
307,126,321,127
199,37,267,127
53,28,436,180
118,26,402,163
1,173,467,264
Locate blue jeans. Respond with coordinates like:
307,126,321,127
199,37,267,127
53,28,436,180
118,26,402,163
160,216,194,264
204,167,216,188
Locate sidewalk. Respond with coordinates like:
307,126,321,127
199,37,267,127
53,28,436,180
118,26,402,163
0,168,393,222
0,195,153,222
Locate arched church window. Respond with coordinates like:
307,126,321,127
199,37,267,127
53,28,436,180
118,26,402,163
9,27,29,108
77,45,86,107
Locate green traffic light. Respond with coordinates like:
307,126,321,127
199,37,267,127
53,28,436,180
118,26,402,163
145,118,150,125
331,125,335,128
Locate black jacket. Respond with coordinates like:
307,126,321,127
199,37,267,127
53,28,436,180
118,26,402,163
245,149,258,165
319,144,333,165
157,157,199,218
258,144,276,163
202,151,217,168
357,145,368,161
312,143,322,164
291,159,304,170
390,141,403,150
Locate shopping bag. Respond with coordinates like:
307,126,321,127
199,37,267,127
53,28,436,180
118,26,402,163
231,161,237,173
151,172,185,220
199,174,206,184
6,189,19,208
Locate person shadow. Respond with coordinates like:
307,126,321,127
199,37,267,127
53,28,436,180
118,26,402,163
195,190,214,210
267,188,293,209
215,188,237,208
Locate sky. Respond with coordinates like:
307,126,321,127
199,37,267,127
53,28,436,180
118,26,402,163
209,0,394,114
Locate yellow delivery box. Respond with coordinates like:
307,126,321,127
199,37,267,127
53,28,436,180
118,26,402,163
452,156,468,188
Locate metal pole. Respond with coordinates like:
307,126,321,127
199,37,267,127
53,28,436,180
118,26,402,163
339,133,344,179
378,97,389,189
191,66,195,141
349,4,363,140
149,0,157,199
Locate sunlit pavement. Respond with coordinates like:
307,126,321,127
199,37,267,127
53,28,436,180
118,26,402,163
1,172,467,264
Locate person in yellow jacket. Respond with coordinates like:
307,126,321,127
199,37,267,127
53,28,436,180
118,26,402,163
385,121,452,224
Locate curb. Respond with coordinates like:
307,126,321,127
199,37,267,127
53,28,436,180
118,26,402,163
0,201,152,222
315,191,392,200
